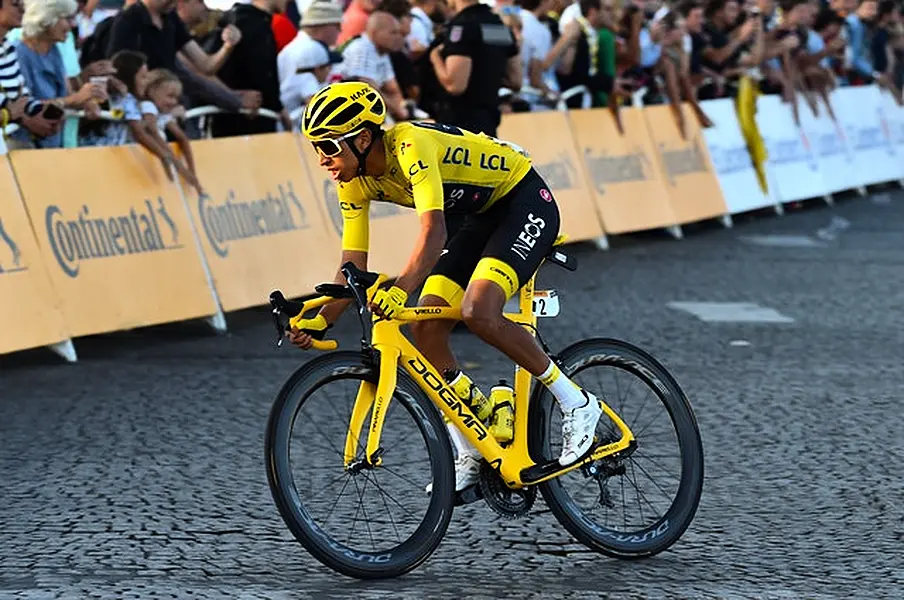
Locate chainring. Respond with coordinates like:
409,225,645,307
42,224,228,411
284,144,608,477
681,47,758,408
478,460,536,519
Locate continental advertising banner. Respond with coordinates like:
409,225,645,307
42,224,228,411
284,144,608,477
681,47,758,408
497,111,605,242
184,133,339,312
0,157,70,355
10,146,218,338
643,104,729,225
297,139,419,276
568,107,677,234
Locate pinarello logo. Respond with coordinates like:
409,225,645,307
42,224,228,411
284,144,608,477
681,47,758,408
539,188,552,202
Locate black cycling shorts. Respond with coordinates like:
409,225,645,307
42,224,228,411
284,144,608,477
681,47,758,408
420,168,561,305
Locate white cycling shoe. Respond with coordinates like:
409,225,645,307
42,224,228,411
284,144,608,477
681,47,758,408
559,391,603,466
425,453,482,495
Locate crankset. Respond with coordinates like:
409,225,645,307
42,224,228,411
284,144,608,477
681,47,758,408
478,460,536,519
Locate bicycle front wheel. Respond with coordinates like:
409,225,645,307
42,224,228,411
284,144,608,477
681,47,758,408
528,338,704,559
265,351,455,579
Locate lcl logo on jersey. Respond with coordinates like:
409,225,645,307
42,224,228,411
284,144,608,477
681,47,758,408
0,217,26,276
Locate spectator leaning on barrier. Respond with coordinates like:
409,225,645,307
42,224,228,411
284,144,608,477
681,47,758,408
175,0,262,132
795,1,844,111
4,0,108,148
11,0,108,149
141,68,203,192
336,10,411,120
78,48,146,146
0,0,62,145
205,0,293,137
428,0,521,136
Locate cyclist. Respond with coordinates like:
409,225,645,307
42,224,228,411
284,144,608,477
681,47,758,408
288,81,602,491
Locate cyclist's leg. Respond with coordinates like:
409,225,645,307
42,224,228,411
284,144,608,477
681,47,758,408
410,213,495,376
461,170,602,466
413,212,497,490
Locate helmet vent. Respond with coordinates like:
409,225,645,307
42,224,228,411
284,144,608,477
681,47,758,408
326,103,365,127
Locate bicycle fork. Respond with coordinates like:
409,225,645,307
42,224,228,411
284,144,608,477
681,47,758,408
343,345,400,469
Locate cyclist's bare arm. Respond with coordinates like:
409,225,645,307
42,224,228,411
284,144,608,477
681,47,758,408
320,249,369,323
286,249,367,350
394,210,447,295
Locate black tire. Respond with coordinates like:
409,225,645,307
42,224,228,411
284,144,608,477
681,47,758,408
264,351,455,579
528,338,704,559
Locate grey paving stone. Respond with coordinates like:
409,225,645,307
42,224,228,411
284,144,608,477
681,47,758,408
2,192,903,598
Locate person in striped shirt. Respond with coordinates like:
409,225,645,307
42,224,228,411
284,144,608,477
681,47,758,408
0,0,61,145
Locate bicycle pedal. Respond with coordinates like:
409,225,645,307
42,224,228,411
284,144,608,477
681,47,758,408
453,484,484,506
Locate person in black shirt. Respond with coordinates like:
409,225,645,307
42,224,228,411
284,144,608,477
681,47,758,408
428,0,522,136
205,0,293,137
106,0,240,74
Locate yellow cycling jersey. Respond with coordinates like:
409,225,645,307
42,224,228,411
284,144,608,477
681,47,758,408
336,121,533,252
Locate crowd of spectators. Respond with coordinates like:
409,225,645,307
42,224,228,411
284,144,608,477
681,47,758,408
0,0,902,160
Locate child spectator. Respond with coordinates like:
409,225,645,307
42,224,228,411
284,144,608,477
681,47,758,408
79,49,146,147
141,69,203,195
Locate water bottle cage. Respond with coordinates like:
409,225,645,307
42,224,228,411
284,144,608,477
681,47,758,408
491,401,513,416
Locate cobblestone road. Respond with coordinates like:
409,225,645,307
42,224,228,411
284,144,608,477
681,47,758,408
2,193,903,599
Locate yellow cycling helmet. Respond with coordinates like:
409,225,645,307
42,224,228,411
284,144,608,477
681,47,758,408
301,81,386,141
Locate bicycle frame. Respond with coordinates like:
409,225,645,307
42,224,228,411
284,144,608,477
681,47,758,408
341,268,636,490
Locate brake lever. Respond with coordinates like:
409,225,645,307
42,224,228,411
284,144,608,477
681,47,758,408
272,306,287,348
342,267,369,314
269,290,290,348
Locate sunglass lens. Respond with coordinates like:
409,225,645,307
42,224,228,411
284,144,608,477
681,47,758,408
313,139,341,157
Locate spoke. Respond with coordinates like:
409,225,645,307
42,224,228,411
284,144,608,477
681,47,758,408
366,473,421,520
632,448,679,480
299,409,344,458
324,474,354,531
368,471,403,545
626,459,658,520
352,475,378,552
302,470,351,502
346,476,366,546
379,464,427,492
630,458,676,504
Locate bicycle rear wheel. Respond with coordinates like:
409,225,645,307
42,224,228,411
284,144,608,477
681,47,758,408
265,351,455,579
528,338,704,558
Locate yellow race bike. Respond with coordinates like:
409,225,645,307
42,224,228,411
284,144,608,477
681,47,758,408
264,238,704,580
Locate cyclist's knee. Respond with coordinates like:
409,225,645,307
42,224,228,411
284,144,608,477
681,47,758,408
461,280,506,333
